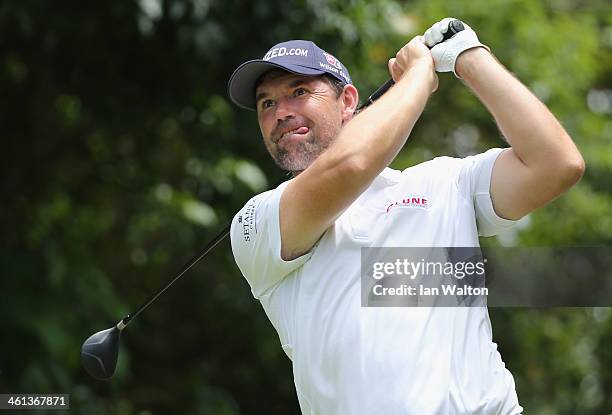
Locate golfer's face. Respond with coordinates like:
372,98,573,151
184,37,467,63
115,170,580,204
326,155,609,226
255,72,344,172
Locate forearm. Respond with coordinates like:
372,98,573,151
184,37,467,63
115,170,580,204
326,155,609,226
279,63,434,259
317,64,434,184
456,48,584,176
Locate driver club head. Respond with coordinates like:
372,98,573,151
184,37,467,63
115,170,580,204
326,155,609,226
81,326,121,380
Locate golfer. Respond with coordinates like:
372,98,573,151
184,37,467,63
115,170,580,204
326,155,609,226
227,18,584,414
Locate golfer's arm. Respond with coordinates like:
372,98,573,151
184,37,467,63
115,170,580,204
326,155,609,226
456,48,585,220
279,64,435,260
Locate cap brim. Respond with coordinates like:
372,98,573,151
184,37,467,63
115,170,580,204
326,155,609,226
227,60,326,111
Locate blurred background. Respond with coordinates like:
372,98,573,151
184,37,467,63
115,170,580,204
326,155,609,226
1,0,610,413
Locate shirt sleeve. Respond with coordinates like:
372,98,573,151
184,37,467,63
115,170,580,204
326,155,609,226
457,147,518,237
230,182,313,298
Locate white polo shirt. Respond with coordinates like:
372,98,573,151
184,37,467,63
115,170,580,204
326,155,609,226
230,148,524,415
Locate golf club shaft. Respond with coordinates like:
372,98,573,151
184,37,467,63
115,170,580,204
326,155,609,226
118,223,231,328
361,19,464,109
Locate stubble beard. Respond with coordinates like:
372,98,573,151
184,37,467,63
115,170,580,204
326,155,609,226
270,126,338,173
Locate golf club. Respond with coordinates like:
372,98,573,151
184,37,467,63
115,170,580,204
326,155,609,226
81,225,229,379
362,19,464,107
81,19,465,380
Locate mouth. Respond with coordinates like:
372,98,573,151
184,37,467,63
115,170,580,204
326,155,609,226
277,126,310,144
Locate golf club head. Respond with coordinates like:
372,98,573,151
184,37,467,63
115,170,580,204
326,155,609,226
81,326,121,380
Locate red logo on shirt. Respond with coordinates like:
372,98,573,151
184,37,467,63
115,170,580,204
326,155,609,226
386,196,429,213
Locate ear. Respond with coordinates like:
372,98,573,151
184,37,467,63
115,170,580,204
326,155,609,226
340,84,359,123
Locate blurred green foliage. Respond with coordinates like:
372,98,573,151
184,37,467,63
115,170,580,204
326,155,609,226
0,0,610,413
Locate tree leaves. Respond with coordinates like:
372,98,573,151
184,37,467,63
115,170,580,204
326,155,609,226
0,0,610,413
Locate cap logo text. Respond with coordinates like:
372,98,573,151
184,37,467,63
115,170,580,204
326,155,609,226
323,52,342,70
263,47,309,61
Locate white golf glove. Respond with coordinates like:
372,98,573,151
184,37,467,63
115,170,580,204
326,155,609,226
423,18,490,78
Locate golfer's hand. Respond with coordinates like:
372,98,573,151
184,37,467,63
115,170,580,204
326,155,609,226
388,36,438,93
424,18,490,78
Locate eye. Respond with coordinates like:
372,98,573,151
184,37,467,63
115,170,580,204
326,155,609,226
293,87,307,97
261,99,275,110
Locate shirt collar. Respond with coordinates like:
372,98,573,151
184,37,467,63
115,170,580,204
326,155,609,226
377,167,400,184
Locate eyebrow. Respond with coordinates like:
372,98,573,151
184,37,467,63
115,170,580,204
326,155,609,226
255,79,310,105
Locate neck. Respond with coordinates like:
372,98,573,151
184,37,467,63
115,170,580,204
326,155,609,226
283,170,303,178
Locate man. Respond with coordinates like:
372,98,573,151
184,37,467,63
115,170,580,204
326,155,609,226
227,18,584,414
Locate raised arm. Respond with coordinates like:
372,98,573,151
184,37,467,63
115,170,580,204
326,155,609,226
423,18,585,221
456,48,585,220
279,37,437,260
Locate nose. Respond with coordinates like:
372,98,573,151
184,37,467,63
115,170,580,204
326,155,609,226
275,96,295,121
